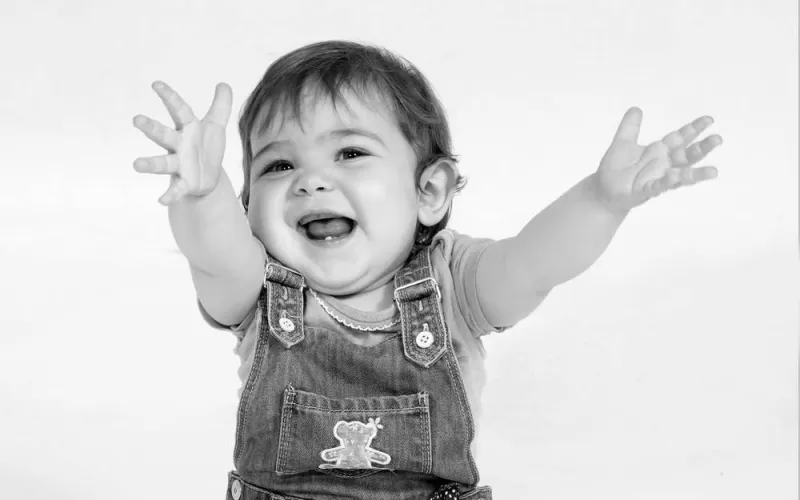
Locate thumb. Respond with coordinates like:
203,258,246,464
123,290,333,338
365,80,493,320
613,107,643,143
204,82,233,126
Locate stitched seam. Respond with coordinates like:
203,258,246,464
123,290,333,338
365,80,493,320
407,248,439,474
268,285,284,347
399,250,447,368
290,287,304,344
319,469,383,479
422,394,432,474
270,284,304,347
431,267,480,483
306,326,401,349
445,351,479,485
290,404,427,413
401,302,446,368
276,389,295,473
234,293,267,463
417,400,424,473
427,295,447,364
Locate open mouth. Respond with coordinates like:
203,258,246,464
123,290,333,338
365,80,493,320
299,217,357,242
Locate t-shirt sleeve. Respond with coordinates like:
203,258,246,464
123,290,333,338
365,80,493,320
434,228,514,337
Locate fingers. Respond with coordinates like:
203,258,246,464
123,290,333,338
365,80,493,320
158,175,190,206
644,166,719,198
661,116,714,150
203,82,233,126
133,153,187,205
671,134,723,166
133,154,179,175
613,107,643,143
658,114,722,168
689,165,719,182
132,114,180,151
152,81,197,129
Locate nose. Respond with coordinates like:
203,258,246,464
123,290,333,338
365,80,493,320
293,165,334,196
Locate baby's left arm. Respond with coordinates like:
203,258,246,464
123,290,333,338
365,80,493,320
475,108,722,328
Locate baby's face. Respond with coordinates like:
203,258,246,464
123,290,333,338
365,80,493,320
246,89,420,296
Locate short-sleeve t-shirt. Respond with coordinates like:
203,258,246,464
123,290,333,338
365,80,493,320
200,228,513,436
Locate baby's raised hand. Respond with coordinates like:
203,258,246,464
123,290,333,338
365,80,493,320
595,107,723,212
132,82,232,205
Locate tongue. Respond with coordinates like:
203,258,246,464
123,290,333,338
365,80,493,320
305,218,354,239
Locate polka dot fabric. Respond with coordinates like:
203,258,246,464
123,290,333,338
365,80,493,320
430,483,460,499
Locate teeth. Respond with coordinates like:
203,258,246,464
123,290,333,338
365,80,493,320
324,236,334,241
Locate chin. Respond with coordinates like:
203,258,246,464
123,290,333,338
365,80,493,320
302,273,369,296
263,227,411,294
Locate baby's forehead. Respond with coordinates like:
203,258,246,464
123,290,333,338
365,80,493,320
251,86,398,141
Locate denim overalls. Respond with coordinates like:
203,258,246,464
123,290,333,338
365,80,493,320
225,245,493,500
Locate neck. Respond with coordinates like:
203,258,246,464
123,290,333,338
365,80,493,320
324,279,395,313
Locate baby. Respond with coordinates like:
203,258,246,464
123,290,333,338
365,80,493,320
132,40,722,500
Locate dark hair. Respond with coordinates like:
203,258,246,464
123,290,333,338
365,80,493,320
237,40,467,246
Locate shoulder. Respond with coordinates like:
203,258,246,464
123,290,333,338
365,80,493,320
428,228,509,336
429,228,495,268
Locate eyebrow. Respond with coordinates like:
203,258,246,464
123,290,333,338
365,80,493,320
252,128,387,163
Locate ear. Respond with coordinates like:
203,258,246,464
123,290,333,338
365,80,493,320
417,158,459,227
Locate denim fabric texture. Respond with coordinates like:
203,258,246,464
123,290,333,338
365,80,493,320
228,245,493,500
226,471,493,500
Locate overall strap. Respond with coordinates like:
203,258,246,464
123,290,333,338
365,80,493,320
393,246,448,368
261,253,306,348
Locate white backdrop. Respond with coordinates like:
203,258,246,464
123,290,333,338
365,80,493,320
0,1,797,499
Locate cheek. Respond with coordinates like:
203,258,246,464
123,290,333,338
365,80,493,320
356,175,417,219
357,181,418,241
359,163,417,202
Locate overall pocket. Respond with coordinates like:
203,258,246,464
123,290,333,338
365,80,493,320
276,386,432,477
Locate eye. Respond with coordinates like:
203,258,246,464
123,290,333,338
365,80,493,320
261,160,293,175
336,148,368,161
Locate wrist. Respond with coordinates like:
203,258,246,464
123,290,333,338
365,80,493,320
585,173,631,217
175,168,231,207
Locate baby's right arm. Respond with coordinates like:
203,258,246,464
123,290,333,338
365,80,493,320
133,82,264,327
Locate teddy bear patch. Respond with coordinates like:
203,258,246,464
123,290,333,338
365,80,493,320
319,417,391,469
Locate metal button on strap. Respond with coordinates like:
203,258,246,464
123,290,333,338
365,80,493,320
415,323,434,348
231,479,242,500
279,317,295,332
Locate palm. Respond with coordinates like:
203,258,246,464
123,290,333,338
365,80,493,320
133,81,233,205
596,108,722,211
175,117,226,196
